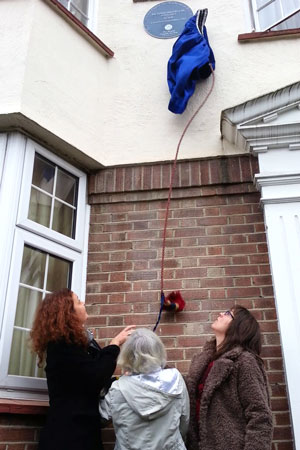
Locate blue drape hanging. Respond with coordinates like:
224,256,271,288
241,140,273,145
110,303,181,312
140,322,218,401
167,9,215,114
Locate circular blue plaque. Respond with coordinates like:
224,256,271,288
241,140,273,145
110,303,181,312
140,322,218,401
144,2,193,39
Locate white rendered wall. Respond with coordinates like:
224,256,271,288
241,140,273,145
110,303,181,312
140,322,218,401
1,0,300,166
96,0,300,165
0,0,34,114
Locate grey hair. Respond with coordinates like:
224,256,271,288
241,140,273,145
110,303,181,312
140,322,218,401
118,328,167,374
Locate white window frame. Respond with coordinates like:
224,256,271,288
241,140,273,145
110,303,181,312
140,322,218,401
247,0,300,31
0,134,6,187
58,0,98,34
0,132,90,400
17,139,87,252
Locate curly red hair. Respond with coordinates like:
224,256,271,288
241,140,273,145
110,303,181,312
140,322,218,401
30,288,88,366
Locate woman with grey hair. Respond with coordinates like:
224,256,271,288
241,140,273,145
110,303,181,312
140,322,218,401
100,328,189,450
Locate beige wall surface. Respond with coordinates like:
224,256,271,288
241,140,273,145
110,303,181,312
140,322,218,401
0,0,299,166
0,0,34,114
98,0,300,165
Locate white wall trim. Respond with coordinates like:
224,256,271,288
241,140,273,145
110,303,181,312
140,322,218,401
221,88,300,448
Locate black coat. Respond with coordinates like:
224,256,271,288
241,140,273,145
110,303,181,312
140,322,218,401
38,339,120,450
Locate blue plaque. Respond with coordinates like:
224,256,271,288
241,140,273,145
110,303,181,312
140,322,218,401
144,2,193,39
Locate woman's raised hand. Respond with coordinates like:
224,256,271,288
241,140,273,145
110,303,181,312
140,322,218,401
110,325,136,347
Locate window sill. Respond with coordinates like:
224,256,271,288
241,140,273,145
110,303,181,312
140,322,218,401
43,0,114,57
0,399,49,415
238,28,300,42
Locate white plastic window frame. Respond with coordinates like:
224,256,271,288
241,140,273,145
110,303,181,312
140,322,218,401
58,0,98,33
17,139,86,252
0,132,89,399
249,0,300,31
0,135,6,187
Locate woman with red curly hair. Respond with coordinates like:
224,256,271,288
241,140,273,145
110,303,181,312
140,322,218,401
30,288,135,450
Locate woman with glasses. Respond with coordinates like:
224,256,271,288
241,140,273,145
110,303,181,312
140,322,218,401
185,305,273,450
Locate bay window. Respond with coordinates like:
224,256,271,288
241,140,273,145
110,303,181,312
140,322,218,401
0,133,89,399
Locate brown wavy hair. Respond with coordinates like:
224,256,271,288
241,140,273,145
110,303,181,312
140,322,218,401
213,305,262,361
30,288,88,366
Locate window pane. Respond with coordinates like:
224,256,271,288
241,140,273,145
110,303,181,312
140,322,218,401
256,0,300,29
8,329,38,377
32,155,55,194
9,246,72,378
257,0,276,8
20,246,46,289
257,0,281,28
70,7,88,26
28,188,52,228
28,153,78,239
46,255,71,292
56,169,77,205
72,0,89,14
14,287,42,329
52,200,75,238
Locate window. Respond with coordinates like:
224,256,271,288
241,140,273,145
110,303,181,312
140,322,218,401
0,133,89,399
249,0,300,31
58,0,94,29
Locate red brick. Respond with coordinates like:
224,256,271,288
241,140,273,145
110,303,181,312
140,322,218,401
227,287,260,298
108,316,124,326
268,359,284,371
86,316,107,327
166,348,184,360
177,336,208,347
233,277,252,287
190,161,200,186
100,282,132,293
110,252,127,261
175,360,191,374
203,277,231,288
155,324,185,335
198,256,231,266
276,442,294,450
180,162,191,186
132,303,148,313
109,293,126,303
226,265,259,277
0,428,35,441
223,244,259,256
252,275,272,286
7,445,27,450
261,345,282,357
231,256,249,264
87,273,109,282
273,427,293,440
100,304,131,315
239,157,253,181
109,273,126,282
152,165,162,189
126,250,157,260
220,204,253,215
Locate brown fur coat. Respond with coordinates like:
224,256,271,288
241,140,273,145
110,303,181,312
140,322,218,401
185,341,273,450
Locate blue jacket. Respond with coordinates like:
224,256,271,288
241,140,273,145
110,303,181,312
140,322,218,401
167,10,215,114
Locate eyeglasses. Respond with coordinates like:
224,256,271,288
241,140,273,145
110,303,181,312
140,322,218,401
224,310,234,320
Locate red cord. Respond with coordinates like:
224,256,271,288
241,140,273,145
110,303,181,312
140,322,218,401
160,65,215,295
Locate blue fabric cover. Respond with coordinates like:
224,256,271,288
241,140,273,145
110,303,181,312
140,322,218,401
167,11,215,114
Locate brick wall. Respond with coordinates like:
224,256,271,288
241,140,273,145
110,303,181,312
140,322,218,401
1,155,292,450
0,414,44,450
87,155,294,450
